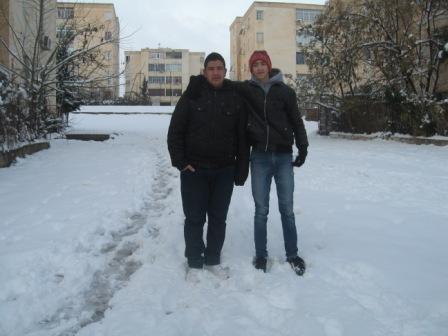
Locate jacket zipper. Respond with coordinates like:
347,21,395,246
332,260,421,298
263,93,269,152
212,90,217,143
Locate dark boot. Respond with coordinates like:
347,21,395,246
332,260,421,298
287,255,306,276
253,256,267,272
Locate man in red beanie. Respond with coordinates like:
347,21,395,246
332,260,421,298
246,50,308,276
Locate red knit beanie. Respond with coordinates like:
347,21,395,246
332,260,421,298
249,50,272,73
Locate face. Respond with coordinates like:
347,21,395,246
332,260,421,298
251,60,269,82
204,60,226,88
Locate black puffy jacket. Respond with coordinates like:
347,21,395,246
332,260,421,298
167,79,249,185
244,71,309,153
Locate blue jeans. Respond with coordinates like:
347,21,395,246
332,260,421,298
180,166,235,268
250,149,298,259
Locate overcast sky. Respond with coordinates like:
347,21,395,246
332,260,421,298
69,0,326,68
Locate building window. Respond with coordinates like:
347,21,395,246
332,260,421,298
105,31,112,41
148,88,165,96
166,89,183,96
296,9,322,23
56,27,74,39
148,63,165,72
256,32,264,43
166,51,182,59
57,7,74,19
166,76,182,85
104,12,113,20
200,56,204,62
296,52,305,65
40,35,52,50
126,55,130,63
165,63,182,72
105,51,112,61
296,30,313,46
148,76,165,84
150,52,165,59
256,10,264,20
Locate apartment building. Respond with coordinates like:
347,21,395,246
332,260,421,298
0,0,57,78
56,2,120,100
124,48,205,106
230,1,325,81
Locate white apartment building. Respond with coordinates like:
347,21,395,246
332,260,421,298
230,1,325,81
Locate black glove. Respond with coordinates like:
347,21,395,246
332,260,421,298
234,176,245,186
234,165,249,186
185,75,206,99
292,145,308,168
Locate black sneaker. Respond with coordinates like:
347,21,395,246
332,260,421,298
253,256,267,272
287,256,306,276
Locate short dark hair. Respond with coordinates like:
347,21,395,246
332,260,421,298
204,52,226,69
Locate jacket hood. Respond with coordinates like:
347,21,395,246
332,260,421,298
250,68,283,84
249,68,284,93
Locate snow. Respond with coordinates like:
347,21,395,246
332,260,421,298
1,109,448,336
77,105,174,114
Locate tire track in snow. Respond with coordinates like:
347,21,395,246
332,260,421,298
36,142,174,336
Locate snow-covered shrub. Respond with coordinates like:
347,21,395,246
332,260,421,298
0,80,32,151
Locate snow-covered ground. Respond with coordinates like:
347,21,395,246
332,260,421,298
77,105,174,114
1,110,447,336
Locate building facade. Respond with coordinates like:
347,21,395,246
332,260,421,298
56,2,120,101
0,0,57,105
230,1,325,81
124,48,204,106
0,0,57,78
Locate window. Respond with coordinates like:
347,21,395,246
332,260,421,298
166,76,182,85
148,63,165,72
104,12,113,20
166,51,182,59
148,88,165,96
105,51,112,61
126,55,130,63
166,89,183,96
105,31,112,41
256,10,264,20
165,63,182,72
41,36,52,50
148,76,165,84
296,30,313,46
56,27,74,39
150,52,165,59
296,52,305,65
58,7,74,19
256,32,264,43
296,9,322,22
200,56,204,63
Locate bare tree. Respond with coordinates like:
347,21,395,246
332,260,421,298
0,0,122,147
303,0,448,135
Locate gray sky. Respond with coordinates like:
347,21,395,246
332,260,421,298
71,0,326,68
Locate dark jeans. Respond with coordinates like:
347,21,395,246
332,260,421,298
180,166,235,268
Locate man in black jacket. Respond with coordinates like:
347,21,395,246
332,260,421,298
167,52,249,278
